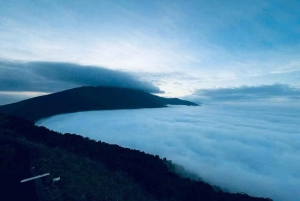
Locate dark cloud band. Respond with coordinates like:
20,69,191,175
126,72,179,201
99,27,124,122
0,60,162,94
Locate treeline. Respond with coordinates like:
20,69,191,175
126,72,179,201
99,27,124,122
0,114,272,201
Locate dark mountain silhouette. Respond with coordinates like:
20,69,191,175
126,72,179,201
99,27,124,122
0,86,198,122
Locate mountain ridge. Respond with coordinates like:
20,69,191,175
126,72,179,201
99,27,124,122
0,86,198,122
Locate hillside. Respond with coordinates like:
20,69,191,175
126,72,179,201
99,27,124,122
0,114,272,201
0,86,198,122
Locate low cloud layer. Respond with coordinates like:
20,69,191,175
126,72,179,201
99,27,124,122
189,84,300,103
37,102,300,201
0,60,162,104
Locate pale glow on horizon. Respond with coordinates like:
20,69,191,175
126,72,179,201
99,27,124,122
0,91,48,97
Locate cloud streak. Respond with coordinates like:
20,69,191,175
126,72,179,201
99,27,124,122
189,84,300,103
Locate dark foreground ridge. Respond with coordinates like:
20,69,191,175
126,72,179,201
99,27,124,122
0,114,273,201
0,86,198,122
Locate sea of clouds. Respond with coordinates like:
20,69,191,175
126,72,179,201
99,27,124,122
37,102,300,201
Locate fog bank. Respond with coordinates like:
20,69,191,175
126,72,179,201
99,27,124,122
37,103,300,201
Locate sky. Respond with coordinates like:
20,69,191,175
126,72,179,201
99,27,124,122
37,103,300,201
1,0,300,104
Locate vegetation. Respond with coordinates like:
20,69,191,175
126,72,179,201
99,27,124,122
0,137,37,201
0,114,272,201
33,144,157,201
0,86,198,122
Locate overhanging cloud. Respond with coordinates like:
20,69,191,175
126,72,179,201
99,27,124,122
0,60,162,93
190,84,300,102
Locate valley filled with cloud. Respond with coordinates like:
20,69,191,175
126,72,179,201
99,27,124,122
37,102,300,201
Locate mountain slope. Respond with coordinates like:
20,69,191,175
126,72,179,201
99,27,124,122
0,86,198,122
0,114,273,201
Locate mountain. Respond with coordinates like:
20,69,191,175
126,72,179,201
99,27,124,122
0,86,198,122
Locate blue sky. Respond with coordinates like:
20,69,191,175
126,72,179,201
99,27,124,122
0,0,300,100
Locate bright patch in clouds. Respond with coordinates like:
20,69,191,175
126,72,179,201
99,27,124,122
37,103,300,201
